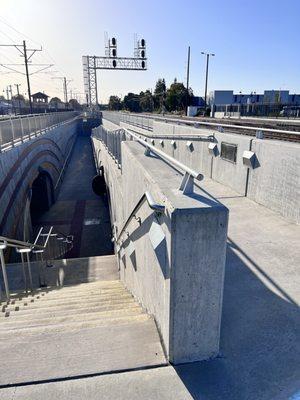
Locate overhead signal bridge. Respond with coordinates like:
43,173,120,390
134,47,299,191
83,35,147,106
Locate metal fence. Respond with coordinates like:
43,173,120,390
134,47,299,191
0,111,79,151
102,111,153,130
93,125,127,166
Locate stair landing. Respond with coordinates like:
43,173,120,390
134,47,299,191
0,257,166,387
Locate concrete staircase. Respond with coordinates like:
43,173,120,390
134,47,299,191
0,280,150,334
0,255,166,387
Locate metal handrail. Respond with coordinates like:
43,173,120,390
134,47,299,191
94,125,204,194
115,191,164,245
33,227,43,246
0,235,44,250
54,139,75,189
0,226,73,301
125,128,203,181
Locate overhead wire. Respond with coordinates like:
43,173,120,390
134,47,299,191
0,18,73,98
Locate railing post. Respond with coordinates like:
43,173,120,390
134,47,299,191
0,246,10,301
26,252,33,291
19,116,24,143
179,172,194,194
20,252,28,293
10,117,15,147
34,115,38,137
39,115,43,132
27,115,31,139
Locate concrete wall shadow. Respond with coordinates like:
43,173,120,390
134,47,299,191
174,243,300,400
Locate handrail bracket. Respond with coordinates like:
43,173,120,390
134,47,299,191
179,172,194,194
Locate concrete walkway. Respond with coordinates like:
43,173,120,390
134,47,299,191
0,367,192,400
36,136,113,258
174,178,300,400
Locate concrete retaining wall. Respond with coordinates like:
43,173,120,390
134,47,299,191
212,131,252,195
117,119,300,224
92,132,228,364
152,121,253,194
0,119,80,238
122,121,213,178
248,139,300,223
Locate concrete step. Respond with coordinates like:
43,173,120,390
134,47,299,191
3,279,123,301
0,314,152,338
2,297,137,317
0,306,145,331
1,290,132,311
1,301,141,320
0,254,166,387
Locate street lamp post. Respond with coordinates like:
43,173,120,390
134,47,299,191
201,51,215,108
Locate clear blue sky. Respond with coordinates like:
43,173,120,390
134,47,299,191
1,0,299,102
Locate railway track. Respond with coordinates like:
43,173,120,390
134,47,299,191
150,114,300,143
103,112,300,143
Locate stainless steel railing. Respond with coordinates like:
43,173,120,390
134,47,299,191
102,111,153,131
0,227,73,300
114,191,165,247
0,111,80,152
93,125,203,194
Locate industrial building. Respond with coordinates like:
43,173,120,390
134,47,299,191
209,90,300,106
208,90,300,117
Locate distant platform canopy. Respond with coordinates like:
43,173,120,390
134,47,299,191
32,92,49,103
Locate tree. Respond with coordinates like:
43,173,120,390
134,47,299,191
165,80,191,112
12,94,25,102
153,78,166,111
123,93,140,112
108,95,122,111
49,97,62,110
139,90,154,112
69,98,82,110
50,97,62,104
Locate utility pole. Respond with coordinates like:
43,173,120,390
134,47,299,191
186,46,190,116
23,40,32,113
52,77,72,108
8,85,13,100
64,77,67,103
0,40,52,114
14,84,22,114
8,85,14,114
201,51,215,108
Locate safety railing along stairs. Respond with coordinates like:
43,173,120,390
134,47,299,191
112,191,165,255
0,227,73,301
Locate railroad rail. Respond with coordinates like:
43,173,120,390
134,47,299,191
153,114,300,142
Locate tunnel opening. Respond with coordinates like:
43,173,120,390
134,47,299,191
30,171,54,225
